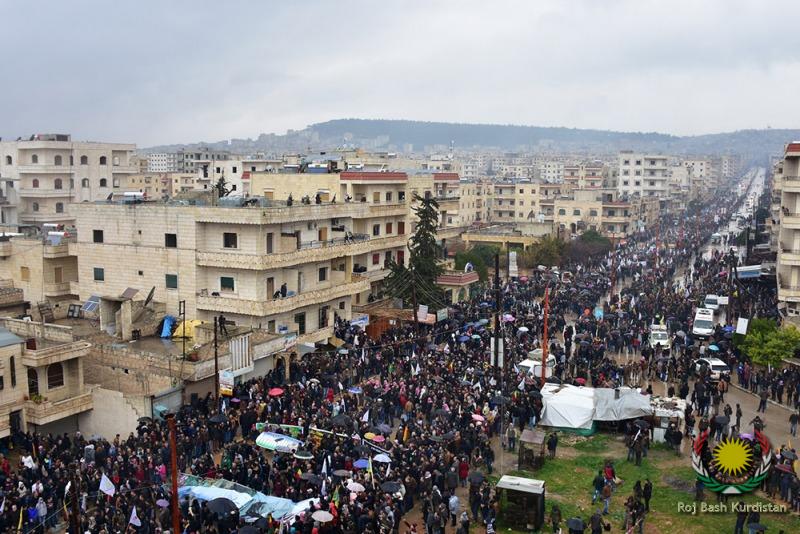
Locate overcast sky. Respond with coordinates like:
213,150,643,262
3,0,800,147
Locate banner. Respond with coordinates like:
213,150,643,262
509,251,519,278
436,308,449,322
417,305,428,322
736,318,749,335
219,369,234,396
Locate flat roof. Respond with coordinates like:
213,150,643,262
0,328,23,348
496,475,545,494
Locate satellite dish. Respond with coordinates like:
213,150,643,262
143,286,156,308
106,193,113,201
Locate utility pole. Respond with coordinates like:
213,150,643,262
213,316,219,406
179,300,186,360
541,287,549,387
407,238,420,336
70,463,80,534
167,414,181,534
492,253,504,369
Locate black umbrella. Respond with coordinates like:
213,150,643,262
293,449,314,460
529,390,543,399
782,450,798,460
468,471,485,484
138,416,153,424
206,497,238,516
634,419,650,430
254,517,269,529
381,481,402,493
567,517,586,530
208,414,227,424
333,469,351,477
300,472,321,484
490,395,510,405
330,414,352,426
713,415,730,426
238,527,259,534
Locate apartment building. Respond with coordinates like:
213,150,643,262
176,147,233,173
552,189,636,241
563,162,606,191
0,234,78,316
537,161,564,183
147,152,179,172
617,152,669,197
0,318,93,436
196,157,286,194
0,134,137,225
776,142,800,320
457,180,492,226
123,173,200,198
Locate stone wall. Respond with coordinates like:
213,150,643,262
78,387,146,440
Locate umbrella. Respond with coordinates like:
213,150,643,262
567,518,586,531
774,464,795,473
372,435,386,443
517,326,530,333
268,387,284,397
478,318,489,325
377,423,392,434
364,432,376,440
575,377,586,385
634,419,650,430
471,414,485,422
739,432,754,440
311,510,334,523
238,527,259,534
708,345,720,352
333,469,351,477
373,453,391,463
353,459,370,469
209,414,227,424
529,390,543,399
676,330,686,337
207,497,238,516
723,325,735,333
254,517,270,528
479,302,490,307
293,449,314,460
347,386,363,394
458,335,470,342
331,414,352,426
490,395,510,405
471,334,482,340
381,481,402,493
255,432,303,453
519,276,529,282
468,471,485,484
156,499,169,508
347,481,366,492
502,314,515,323
138,416,153,424
713,415,730,426
782,450,798,460
230,397,241,403
300,472,321,484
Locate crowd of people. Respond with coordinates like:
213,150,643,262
0,174,797,533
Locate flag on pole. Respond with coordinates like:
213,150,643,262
99,473,116,496
0,497,4,514
321,457,328,476
321,479,327,497
338,382,344,392
361,410,370,423
403,426,410,443
129,506,141,527
518,379,525,391
385,463,390,478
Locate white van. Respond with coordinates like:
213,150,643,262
703,294,720,312
649,325,670,353
518,350,557,379
692,308,715,339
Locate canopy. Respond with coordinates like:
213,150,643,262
255,432,303,453
173,320,204,339
593,388,652,421
540,384,595,430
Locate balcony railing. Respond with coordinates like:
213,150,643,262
43,282,73,296
25,390,94,426
298,233,369,250
22,340,90,367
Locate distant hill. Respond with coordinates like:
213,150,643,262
144,118,800,158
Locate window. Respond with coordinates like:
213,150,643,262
55,203,64,213
80,155,88,165
99,178,107,187
216,167,221,173
32,202,39,212
558,209,566,215
99,156,107,165
220,276,235,292
319,305,330,328
294,312,306,335
81,178,89,187
318,267,327,282
70,155,73,166
622,181,629,186
10,357,16,388
634,170,641,176
93,230,104,243
162,233,177,248
93,267,105,281
31,154,38,164
69,178,74,189
113,178,120,188
623,159,630,165
232,166,237,173
398,221,405,234
649,160,656,166
590,209,598,217
46,363,64,389
266,233,274,253
573,209,581,216
223,232,238,248
372,253,380,265
386,222,393,234
649,181,655,187
165,274,178,289
4,156,11,165
372,224,380,236
635,160,641,165
54,178,63,189
635,181,641,186
385,192,393,202
32,178,39,188
20,266,30,281
339,301,345,310
54,155,62,165
622,170,629,176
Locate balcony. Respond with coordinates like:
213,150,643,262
43,282,74,297
16,165,75,174
20,212,74,223
25,390,94,426
22,340,90,367
196,276,370,317
367,202,407,217
781,175,800,192
435,196,460,207
43,238,76,258
603,215,629,224
111,165,139,174
197,234,408,270
18,188,73,198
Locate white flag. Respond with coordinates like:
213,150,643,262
129,506,141,527
321,479,327,497
518,379,525,391
64,481,71,497
321,457,328,476
415,362,421,375
338,382,344,392
361,410,370,423
0,497,4,514
99,473,116,497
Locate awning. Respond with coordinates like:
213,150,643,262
496,475,545,495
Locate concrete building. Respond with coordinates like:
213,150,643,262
776,142,800,321
0,134,137,225
176,147,233,173
537,161,564,183
563,162,606,191
147,152,179,173
617,152,669,197
124,173,200,198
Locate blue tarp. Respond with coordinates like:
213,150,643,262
161,315,176,338
178,476,302,520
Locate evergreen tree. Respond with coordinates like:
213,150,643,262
215,176,231,198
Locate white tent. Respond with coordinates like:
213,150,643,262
593,388,652,421
540,384,595,430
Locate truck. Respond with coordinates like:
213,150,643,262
692,308,716,339
517,349,557,379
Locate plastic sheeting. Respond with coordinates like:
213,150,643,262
178,476,302,521
593,388,652,421
161,315,176,338
173,319,203,339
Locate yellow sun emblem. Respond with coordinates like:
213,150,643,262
711,437,753,477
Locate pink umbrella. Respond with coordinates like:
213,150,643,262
472,414,485,422
372,435,386,443
268,388,284,397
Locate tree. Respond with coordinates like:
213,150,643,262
215,176,231,198
564,230,611,262
454,244,499,282
736,318,800,367
519,235,564,268
385,194,444,305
